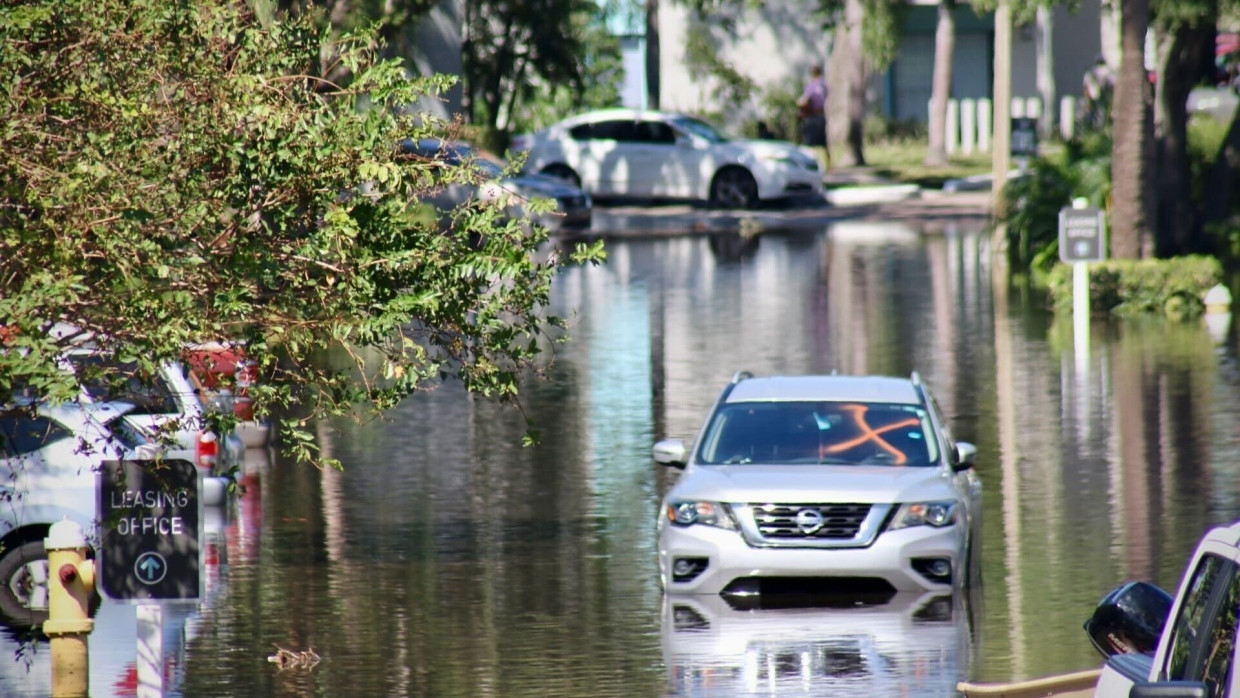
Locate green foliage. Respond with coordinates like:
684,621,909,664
1046,255,1223,318
500,13,623,143
1001,133,1112,273
683,19,758,111
861,0,902,72
463,0,621,137
0,0,604,462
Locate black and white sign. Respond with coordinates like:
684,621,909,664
1058,206,1108,263
98,459,202,602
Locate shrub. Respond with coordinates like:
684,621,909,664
1046,255,1223,319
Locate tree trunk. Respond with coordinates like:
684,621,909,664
646,0,659,110
828,0,867,167
1036,5,1056,138
925,0,956,168
1110,0,1155,259
1154,22,1214,256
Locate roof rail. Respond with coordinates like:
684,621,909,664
910,370,922,386
731,370,753,384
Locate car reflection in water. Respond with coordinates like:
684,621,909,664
662,590,972,697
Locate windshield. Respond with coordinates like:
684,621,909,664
66,355,181,415
670,116,730,144
696,401,940,466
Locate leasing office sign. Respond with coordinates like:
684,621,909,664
98,459,202,602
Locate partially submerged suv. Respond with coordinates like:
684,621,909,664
655,371,982,596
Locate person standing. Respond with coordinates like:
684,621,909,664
797,64,831,172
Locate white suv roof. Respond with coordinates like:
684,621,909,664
725,375,923,405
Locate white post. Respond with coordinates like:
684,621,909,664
978,98,992,153
1059,96,1076,141
137,604,163,698
1071,197,1090,375
1025,97,1042,122
946,99,960,155
961,98,977,155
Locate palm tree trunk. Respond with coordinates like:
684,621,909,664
1154,22,1214,256
1109,0,1155,259
828,0,867,167
925,0,956,167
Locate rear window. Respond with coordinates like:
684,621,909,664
0,413,72,457
697,401,939,466
66,355,180,415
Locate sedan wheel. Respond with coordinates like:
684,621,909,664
711,167,759,209
0,540,51,625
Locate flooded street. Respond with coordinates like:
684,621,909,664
5,219,1240,697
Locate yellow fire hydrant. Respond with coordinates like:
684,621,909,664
44,518,95,698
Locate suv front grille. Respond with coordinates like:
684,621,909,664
752,503,872,540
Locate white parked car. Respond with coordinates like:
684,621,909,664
63,350,243,476
654,371,983,596
516,109,823,209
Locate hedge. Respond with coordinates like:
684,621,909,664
1046,255,1224,319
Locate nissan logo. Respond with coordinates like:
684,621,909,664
796,508,824,534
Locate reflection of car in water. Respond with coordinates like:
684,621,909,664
662,591,972,697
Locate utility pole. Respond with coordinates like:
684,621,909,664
991,0,1013,251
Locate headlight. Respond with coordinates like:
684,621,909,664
889,501,957,530
666,501,737,530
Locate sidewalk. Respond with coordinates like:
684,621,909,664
583,169,994,239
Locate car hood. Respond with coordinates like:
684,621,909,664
717,139,814,163
670,465,958,503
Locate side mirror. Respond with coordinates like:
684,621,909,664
953,441,977,471
653,439,687,468
1084,581,1173,658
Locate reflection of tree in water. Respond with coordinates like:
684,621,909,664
708,231,760,262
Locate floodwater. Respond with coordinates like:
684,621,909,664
4,218,1240,697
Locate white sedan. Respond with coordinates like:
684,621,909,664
515,109,823,209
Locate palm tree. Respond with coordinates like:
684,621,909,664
925,0,957,167
1110,0,1156,259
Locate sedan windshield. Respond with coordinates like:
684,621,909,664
670,116,730,144
696,401,940,466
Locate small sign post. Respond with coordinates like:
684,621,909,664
1058,200,1107,372
99,458,201,697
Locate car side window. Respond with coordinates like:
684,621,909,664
1197,568,1238,697
637,121,676,145
582,120,639,142
1165,554,1230,681
0,413,72,457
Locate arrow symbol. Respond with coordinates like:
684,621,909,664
134,552,168,585
139,557,161,579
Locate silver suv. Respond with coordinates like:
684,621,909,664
654,371,983,596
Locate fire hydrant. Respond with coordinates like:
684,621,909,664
44,518,95,698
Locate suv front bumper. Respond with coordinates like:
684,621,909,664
658,521,964,594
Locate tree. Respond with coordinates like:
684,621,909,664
925,0,958,167
1110,0,1157,258
1151,1,1216,255
0,0,604,464
462,0,622,143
